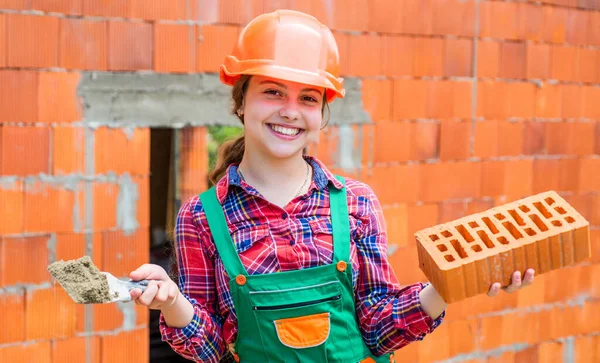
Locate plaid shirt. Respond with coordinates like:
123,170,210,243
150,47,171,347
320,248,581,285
160,156,445,362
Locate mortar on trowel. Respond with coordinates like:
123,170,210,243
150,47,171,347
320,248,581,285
48,256,149,304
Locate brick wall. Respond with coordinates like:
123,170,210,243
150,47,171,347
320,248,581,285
0,1,598,363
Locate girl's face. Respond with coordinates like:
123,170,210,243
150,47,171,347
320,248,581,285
241,75,324,160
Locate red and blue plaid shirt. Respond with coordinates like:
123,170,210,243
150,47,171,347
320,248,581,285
160,156,445,362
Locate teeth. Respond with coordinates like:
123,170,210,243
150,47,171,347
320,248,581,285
270,124,300,136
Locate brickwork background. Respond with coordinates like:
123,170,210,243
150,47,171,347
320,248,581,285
0,1,599,362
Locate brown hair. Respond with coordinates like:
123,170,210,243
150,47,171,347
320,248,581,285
208,75,330,185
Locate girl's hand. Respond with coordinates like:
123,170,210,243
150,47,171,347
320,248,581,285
129,264,180,311
487,268,535,297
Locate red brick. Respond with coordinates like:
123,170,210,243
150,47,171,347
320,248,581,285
402,0,433,35
0,70,38,123
533,159,560,193
31,0,82,14
101,329,149,363
82,0,130,17
573,122,596,156
373,122,410,164
575,48,597,83
0,0,31,9
130,0,186,20
348,34,381,77
393,338,419,362
24,180,75,233
507,82,536,118
331,0,369,32
448,319,477,356
367,0,403,33
558,158,580,192
363,165,421,205
445,38,472,77
108,21,153,71
7,14,59,68
93,182,118,230
523,120,546,155
0,15,6,68
0,292,25,343
417,190,590,303
53,336,101,363
393,79,428,120
94,127,150,176
413,38,444,77
102,228,149,278
196,25,239,73
452,81,472,119
498,120,523,156
579,158,600,192
52,126,85,174
536,83,562,119
26,286,77,339
488,1,520,40
418,316,450,362
575,335,600,363
0,125,50,176
383,204,408,248
476,40,501,78
596,121,600,155
0,180,24,235
518,3,543,41
543,6,568,43
562,85,584,119
504,159,533,201
474,120,498,158
439,200,467,224
38,71,82,123
154,23,194,73
409,122,439,161
583,86,600,120
332,31,350,76
550,45,576,81
381,35,413,77
476,81,509,119
419,162,481,202
589,11,600,46
501,42,526,79
135,176,150,228
93,303,123,331
0,341,51,363
568,194,600,227
545,122,573,155
407,203,439,244
0,236,49,286
362,79,392,122
467,199,495,216
389,246,428,285
481,161,505,198
439,120,470,161
432,0,475,37
427,81,453,119
566,9,589,45
526,42,551,80
59,18,107,70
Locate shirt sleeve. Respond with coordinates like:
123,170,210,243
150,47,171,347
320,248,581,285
159,198,227,363
351,185,445,356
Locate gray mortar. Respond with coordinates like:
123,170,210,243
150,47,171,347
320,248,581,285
116,173,139,234
47,234,57,264
117,301,137,331
563,336,575,363
0,176,19,189
78,73,371,128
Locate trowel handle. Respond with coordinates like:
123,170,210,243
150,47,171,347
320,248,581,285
123,279,151,293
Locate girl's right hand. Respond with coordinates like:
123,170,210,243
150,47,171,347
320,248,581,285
129,264,181,311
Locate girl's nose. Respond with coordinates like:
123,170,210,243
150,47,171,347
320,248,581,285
278,99,301,121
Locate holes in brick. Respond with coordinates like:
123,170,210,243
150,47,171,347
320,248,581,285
483,217,499,234
472,245,482,252
529,214,549,232
565,216,575,224
508,209,526,226
545,197,555,205
519,205,530,213
477,230,495,249
456,224,474,243
503,221,523,239
441,230,452,238
450,239,467,259
524,228,536,236
468,221,479,228
555,206,567,215
495,213,505,221
430,234,440,242
445,255,455,262
533,202,552,219
498,236,509,245
437,244,448,252
552,220,562,227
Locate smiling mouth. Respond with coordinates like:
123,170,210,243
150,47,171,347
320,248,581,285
267,123,303,136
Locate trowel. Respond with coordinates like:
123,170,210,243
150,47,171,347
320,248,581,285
102,272,150,303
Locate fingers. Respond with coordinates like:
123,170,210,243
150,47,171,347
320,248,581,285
503,271,522,293
129,264,168,282
135,281,159,306
487,282,502,297
522,268,535,287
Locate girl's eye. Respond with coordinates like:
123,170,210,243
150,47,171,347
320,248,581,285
264,89,282,96
302,96,318,103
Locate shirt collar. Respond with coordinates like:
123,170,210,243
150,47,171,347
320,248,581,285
214,156,344,204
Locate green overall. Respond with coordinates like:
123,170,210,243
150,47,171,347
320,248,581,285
200,177,393,363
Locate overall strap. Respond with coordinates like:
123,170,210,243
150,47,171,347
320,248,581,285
199,187,248,278
331,175,351,263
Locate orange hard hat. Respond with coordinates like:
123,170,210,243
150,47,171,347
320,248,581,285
220,10,345,102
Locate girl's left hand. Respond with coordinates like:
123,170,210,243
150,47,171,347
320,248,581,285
487,268,535,297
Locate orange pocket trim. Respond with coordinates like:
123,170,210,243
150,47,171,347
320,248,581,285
273,312,330,349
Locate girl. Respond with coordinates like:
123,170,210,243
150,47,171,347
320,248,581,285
130,9,535,363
